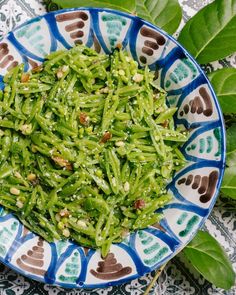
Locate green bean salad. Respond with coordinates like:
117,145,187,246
0,45,187,257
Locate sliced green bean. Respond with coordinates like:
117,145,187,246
0,44,187,257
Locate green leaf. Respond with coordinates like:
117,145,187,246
136,0,182,34
225,124,236,166
53,0,136,13
220,124,236,198
178,0,236,64
183,231,235,290
208,68,236,114
221,166,236,199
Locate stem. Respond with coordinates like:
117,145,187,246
143,263,167,295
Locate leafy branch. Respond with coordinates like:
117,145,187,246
178,0,236,64
136,0,182,34
183,231,235,290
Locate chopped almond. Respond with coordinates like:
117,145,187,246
21,73,30,83
27,173,37,181
52,156,73,170
56,70,63,79
133,73,143,83
121,228,129,238
27,173,39,186
100,131,112,143
32,65,43,73
161,120,169,128
134,199,146,209
10,187,20,196
79,112,89,126
59,208,70,217
62,228,70,237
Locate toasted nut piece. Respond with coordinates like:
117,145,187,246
115,141,125,147
20,124,32,135
56,70,63,79
16,201,24,208
10,187,20,196
100,131,112,143
59,208,70,217
62,228,70,237
27,173,37,181
79,112,89,126
32,65,43,73
21,73,30,83
133,73,143,83
62,65,69,72
77,220,87,227
134,199,146,209
161,120,169,128
52,156,73,170
100,87,109,94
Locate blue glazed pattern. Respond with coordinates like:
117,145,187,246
0,7,226,288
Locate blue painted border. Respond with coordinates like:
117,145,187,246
180,121,222,162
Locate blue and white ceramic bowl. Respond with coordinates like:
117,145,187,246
0,7,225,288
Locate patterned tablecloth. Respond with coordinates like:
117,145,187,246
0,0,235,294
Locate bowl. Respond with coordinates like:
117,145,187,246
0,7,225,288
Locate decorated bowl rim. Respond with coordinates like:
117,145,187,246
0,6,226,289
